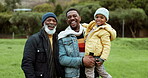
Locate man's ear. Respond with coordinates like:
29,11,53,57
66,19,68,24
79,16,81,21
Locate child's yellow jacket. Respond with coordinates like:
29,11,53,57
84,20,116,60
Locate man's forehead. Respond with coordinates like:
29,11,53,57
67,10,79,16
46,17,56,20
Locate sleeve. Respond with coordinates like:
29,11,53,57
105,26,117,41
58,39,83,68
82,23,89,28
99,30,111,60
21,36,36,78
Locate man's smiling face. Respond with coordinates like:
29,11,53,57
66,10,81,30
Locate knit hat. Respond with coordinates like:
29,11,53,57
94,8,109,21
42,12,57,25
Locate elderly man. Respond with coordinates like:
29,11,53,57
21,12,64,78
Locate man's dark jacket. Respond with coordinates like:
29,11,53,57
21,28,64,78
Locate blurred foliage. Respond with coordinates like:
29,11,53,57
0,3,6,12
9,12,43,36
99,0,148,15
48,0,56,6
133,0,148,15
4,0,21,11
0,12,12,34
32,3,54,12
54,4,63,16
0,0,147,38
100,0,136,10
109,8,147,37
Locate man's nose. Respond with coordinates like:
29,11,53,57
70,16,75,20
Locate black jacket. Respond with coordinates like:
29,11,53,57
21,29,64,78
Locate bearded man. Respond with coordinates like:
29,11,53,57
21,12,64,78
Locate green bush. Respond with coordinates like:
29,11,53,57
100,0,136,11
0,12,12,34
109,8,147,37
9,12,43,36
32,3,54,12
0,3,6,12
54,4,63,16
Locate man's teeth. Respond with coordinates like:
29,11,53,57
97,22,101,23
71,21,76,24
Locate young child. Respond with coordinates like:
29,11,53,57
84,8,116,78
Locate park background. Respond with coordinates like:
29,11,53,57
0,0,148,78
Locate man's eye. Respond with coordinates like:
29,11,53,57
52,20,56,22
68,16,71,19
73,15,77,17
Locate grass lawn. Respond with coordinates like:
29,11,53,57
0,38,148,78
105,38,148,78
0,39,26,78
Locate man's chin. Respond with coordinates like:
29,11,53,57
70,25,77,28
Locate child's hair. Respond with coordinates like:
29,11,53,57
94,7,109,21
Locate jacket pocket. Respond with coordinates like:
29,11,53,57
63,39,73,45
62,36,79,56
63,40,74,56
36,48,46,63
35,71,44,78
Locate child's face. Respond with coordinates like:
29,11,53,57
95,14,107,26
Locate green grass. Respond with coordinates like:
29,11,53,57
0,39,26,78
0,38,148,78
105,38,148,78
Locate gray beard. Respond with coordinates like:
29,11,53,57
44,23,56,35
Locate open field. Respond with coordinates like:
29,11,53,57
0,38,148,78
106,38,148,78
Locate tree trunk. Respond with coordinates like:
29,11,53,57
129,26,136,38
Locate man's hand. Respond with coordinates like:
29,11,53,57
83,55,95,68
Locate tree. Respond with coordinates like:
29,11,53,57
100,0,136,11
109,8,147,38
133,0,148,15
4,0,21,11
125,9,147,37
0,12,12,34
100,0,148,15
54,4,63,16
48,0,56,6
0,3,6,12
32,3,54,12
9,12,43,37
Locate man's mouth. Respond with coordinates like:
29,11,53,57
47,24,56,30
96,21,101,24
71,21,77,26
48,26,54,30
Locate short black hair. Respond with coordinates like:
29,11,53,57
66,8,80,17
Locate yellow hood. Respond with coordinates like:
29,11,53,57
85,20,116,41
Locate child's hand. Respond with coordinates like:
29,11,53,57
96,61,103,66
